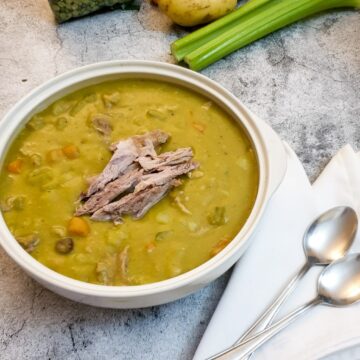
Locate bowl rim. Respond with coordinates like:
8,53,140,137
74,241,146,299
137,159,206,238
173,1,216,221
0,60,271,298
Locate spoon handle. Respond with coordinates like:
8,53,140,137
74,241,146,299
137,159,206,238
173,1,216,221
207,298,320,360
234,263,310,350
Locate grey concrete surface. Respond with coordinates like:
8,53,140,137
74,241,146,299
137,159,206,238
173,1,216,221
0,1,359,359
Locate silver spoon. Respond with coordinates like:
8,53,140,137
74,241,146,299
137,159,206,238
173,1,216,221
208,206,358,360
234,206,356,357
208,253,360,360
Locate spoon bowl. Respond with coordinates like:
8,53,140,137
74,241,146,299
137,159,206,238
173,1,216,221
319,253,360,306
304,206,357,265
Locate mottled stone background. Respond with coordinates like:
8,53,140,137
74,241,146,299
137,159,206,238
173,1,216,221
0,1,359,359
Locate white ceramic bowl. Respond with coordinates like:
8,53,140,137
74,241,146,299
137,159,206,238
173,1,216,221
0,61,287,308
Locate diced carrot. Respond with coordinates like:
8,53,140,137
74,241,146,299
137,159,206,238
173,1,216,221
68,217,90,237
146,241,157,253
46,149,63,163
192,122,206,133
209,237,231,258
7,159,23,174
62,144,79,159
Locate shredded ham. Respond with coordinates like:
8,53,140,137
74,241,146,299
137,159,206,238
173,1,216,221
76,130,198,223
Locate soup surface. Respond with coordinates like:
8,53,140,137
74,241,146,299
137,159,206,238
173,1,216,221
0,79,258,285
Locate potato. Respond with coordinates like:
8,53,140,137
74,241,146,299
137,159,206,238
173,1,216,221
156,0,237,27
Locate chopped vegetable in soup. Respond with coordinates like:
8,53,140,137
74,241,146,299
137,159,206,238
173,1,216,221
0,79,259,285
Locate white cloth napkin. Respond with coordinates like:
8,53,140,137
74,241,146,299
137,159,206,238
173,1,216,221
193,143,360,360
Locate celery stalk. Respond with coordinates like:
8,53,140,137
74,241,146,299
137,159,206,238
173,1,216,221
171,0,272,61
172,0,360,71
